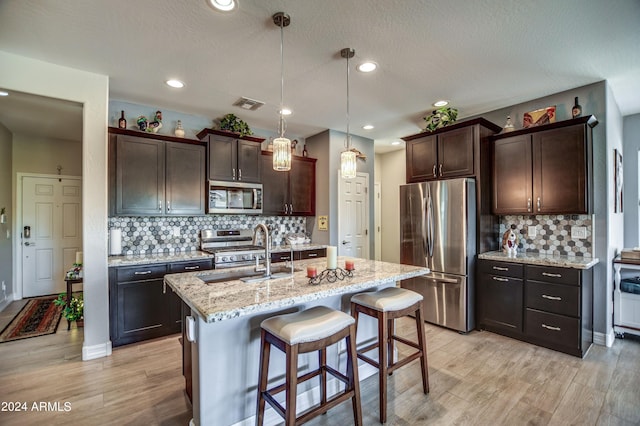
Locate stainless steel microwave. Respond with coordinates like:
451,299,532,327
208,180,262,214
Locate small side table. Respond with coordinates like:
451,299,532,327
64,277,83,331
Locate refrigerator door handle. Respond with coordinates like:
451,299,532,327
426,192,434,257
422,275,459,284
422,196,428,256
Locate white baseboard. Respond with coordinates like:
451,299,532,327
82,340,112,360
0,294,14,313
593,329,615,347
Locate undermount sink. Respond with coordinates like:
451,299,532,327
200,265,302,285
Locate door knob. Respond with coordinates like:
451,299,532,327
342,240,348,245
24,241,35,246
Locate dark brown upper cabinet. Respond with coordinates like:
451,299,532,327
196,129,264,183
108,128,206,216
261,152,316,216
402,118,501,183
491,116,597,215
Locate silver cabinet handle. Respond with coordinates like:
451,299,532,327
537,197,541,212
238,169,242,180
492,276,509,282
542,294,562,301
134,270,152,275
307,253,318,257
289,204,293,215
432,164,437,176
542,324,561,331
232,169,236,180
439,164,443,176
527,198,531,212
492,266,508,271
284,204,288,214
542,272,562,278
163,281,166,294
184,266,200,270
167,201,171,212
158,201,162,212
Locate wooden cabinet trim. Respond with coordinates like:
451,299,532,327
109,127,205,146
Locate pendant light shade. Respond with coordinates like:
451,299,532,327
340,48,357,179
272,12,292,171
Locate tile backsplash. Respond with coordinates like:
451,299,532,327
108,215,307,255
499,214,593,257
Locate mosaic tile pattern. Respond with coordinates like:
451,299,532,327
108,215,307,255
499,214,593,257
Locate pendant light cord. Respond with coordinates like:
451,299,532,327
346,52,350,150
278,19,286,138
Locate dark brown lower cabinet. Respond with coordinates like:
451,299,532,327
109,259,213,348
477,258,593,357
181,300,193,403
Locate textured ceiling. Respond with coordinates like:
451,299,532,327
0,0,639,152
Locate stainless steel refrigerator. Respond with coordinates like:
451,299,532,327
400,178,476,333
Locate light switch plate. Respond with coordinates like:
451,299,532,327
528,226,537,238
173,227,181,237
571,226,587,239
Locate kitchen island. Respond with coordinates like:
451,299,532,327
164,257,430,426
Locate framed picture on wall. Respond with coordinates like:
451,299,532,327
614,149,623,213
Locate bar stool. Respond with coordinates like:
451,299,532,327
350,286,429,423
256,305,363,426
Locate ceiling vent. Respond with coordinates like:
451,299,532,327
233,97,265,111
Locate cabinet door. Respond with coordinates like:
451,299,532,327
290,158,316,216
492,135,532,214
208,135,237,181
237,140,262,183
478,273,523,334
115,135,165,215
406,135,437,182
532,126,587,214
261,153,288,215
438,126,474,179
166,142,206,215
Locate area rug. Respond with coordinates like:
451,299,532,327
0,296,63,343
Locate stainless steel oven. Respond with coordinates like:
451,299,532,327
200,229,266,269
208,180,262,214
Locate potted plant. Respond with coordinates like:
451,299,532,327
423,106,458,132
54,292,84,326
217,113,253,136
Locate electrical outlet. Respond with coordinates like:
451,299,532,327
571,226,587,239
528,226,537,238
173,227,181,237
280,224,286,234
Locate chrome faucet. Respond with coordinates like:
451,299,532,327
253,223,271,277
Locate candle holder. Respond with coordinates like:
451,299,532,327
308,267,354,285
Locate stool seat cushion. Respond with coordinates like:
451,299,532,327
351,287,422,312
261,306,355,345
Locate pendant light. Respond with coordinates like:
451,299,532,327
340,48,357,179
272,12,292,172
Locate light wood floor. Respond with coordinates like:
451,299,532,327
0,299,639,425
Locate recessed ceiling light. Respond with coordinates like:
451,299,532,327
207,0,237,12
166,79,185,88
357,61,377,73
362,124,374,130
433,100,449,107
0,90,9,97
391,140,402,146
279,108,292,116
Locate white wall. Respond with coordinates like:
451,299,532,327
0,122,12,309
375,150,406,263
0,50,111,360
13,134,82,176
623,113,640,248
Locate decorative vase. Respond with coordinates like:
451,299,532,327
174,120,185,138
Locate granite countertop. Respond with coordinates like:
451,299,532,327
164,257,430,323
108,251,213,267
478,251,599,269
108,244,327,267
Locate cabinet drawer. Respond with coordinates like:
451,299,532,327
479,260,523,278
526,281,579,317
169,259,213,273
116,264,167,282
525,308,579,349
271,252,294,263
526,265,579,286
298,249,326,260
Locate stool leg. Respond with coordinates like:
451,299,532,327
378,311,388,423
319,347,327,411
285,343,299,426
387,317,394,375
346,324,363,426
256,330,271,426
415,305,430,394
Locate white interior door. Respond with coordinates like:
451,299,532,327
22,176,82,297
374,182,381,261
338,172,369,259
